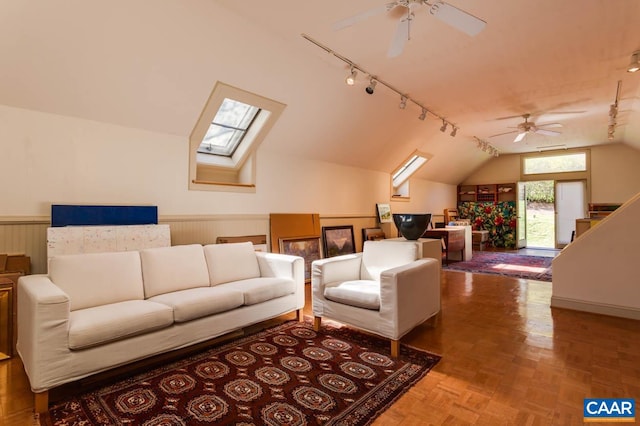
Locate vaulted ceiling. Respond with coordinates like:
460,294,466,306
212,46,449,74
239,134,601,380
2,1,639,184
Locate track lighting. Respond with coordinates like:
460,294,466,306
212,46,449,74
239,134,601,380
608,80,621,140
474,137,499,157
345,67,357,85
627,51,640,73
301,34,459,136
365,78,377,94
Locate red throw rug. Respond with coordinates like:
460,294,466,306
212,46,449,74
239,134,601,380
443,251,553,282
48,320,440,425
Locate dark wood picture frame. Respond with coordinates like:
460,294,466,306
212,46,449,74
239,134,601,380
362,227,386,250
322,225,356,258
279,236,322,283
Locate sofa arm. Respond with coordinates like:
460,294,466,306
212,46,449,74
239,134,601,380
378,258,440,335
255,252,304,281
17,275,71,392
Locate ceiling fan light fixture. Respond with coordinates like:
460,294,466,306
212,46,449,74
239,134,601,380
345,67,357,85
627,51,640,73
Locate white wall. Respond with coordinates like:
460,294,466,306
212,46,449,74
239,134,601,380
0,104,455,218
551,192,640,319
590,144,640,203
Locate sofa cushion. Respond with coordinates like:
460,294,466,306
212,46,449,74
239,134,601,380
360,241,418,281
222,277,296,305
203,242,261,286
324,280,380,310
140,244,210,298
49,251,144,311
148,287,244,323
68,300,174,350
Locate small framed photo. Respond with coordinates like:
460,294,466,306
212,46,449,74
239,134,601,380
376,203,392,223
279,236,322,283
322,225,356,258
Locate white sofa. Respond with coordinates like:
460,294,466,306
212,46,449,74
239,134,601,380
17,242,305,413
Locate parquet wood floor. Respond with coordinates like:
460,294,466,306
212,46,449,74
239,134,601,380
1,269,638,425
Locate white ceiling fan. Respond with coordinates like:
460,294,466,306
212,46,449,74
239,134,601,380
332,1,487,58
489,114,563,143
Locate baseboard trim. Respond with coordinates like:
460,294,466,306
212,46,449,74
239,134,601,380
551,296,640,321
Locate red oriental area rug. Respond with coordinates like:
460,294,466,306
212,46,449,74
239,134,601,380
443,251,554,282
48,320,440,425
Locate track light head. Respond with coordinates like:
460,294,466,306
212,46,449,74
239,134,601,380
450,126,457,137
399,96,407,109
345,67,357,85
419,108,427,120
365,79,377,94
627,51,640,73
440,120,448,132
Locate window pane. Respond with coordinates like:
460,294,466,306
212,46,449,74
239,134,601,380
199,98,260,157
214,98,258,129
523,153,586,174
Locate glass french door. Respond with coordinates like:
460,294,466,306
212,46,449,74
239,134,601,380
555,180,587,248
517,182,527,248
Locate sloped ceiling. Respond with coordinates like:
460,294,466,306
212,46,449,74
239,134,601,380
1,0,639,185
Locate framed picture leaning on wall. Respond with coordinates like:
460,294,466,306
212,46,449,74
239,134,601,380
322,226,355,258
376,203,392,223
279,236,322,283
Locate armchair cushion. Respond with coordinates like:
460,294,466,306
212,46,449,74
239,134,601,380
360,241,418,281
324,280,380,310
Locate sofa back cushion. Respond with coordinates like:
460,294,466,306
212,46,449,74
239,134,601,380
360,240,418,281
140,244,210,298
49,251,144,311
203,242,261,286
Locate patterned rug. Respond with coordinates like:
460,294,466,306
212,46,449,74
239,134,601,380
443,251,554,282
48,320,440,425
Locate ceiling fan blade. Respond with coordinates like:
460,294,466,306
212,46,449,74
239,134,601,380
494,114,526,121
537,122,562,128
387,15,409,58
332,3,394,31
428,1,486,36
535,128,561,137
514,132,527,143
543,110,586,115
488,130,518,138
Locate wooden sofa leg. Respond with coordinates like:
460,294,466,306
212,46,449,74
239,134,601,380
34,390,49,415
296,309,304,322
313,316,321,331
390,339,400,358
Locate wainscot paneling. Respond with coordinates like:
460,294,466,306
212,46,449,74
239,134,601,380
1,214,388,274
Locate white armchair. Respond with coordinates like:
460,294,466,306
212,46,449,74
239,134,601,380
311,240,440,357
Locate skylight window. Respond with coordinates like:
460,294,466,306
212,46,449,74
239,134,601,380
391,151,432,199
198,98,260,157
189,82,286,192
392,154,429,187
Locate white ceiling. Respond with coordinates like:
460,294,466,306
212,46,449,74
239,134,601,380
2,1,640,185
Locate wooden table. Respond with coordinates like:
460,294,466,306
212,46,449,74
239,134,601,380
422,229,465,265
